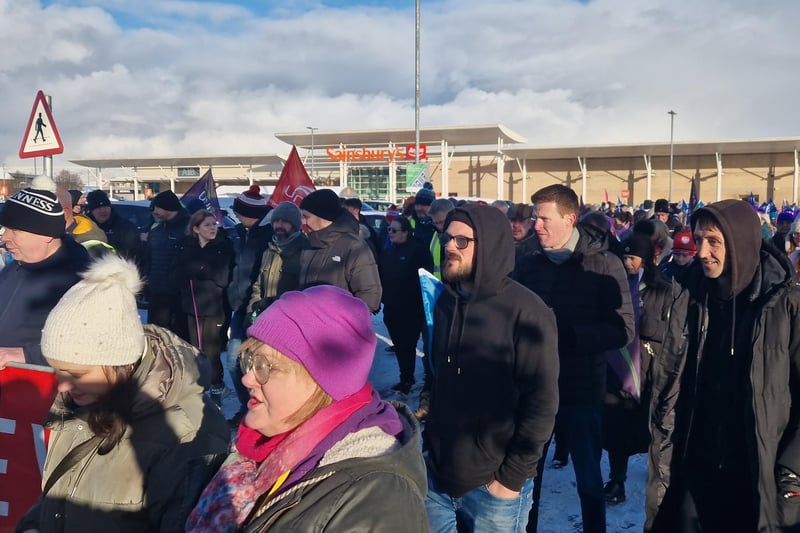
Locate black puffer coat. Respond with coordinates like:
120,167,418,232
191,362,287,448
176,233,234,317
647,200,800,532
145,210,190,295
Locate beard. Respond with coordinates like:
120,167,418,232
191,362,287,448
442,254,474,283
273,227,289,242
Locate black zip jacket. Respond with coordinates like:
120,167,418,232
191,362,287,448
424,204,559,497
145,210,190,294
513,223,635,406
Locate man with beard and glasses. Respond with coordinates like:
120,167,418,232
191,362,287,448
424,204,559,532
247,201,310,321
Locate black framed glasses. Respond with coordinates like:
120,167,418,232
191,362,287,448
239,351,275,385
388,228,406,233
440,233,476,250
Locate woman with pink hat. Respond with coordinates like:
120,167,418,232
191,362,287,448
187,285,427,532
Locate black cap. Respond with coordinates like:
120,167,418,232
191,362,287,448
85,190,111,212
507,203,533,221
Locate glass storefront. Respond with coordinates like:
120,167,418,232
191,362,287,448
348,166,409,201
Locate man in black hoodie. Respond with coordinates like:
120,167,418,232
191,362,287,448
514,184,634,533
646,200,800,532
424,204,559,532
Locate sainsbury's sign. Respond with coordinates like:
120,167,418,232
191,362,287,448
327,144,427,162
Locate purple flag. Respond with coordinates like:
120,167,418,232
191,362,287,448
606,276,642,401
180,169,223,225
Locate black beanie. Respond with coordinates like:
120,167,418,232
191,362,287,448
0,176,65,238
654,199,670,214
151,190,182,212
85,189,111,212
621,233,654,263
300,189,343,222
68,190,82,208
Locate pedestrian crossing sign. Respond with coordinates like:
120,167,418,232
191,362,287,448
19,90,64,159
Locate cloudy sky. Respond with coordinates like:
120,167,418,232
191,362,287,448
1,0,798,174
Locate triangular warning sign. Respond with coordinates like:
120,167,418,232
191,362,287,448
19,90,64,159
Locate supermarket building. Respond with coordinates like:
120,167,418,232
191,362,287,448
68,124,800,206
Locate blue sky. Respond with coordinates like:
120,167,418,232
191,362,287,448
3,0,800,168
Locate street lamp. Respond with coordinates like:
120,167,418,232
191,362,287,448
306,126,318,180
415,0,420,164
668,110,677,202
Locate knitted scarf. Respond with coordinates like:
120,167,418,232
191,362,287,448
186,383,400,532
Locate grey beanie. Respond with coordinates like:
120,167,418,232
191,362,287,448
270,201,302,230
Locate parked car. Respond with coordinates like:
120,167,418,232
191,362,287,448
362,200,394,212
112,200,240,241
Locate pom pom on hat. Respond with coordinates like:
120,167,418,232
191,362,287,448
42,255,145,366
299,189,343,222
246,285,376,400
0,175,65,237
233,184,269,219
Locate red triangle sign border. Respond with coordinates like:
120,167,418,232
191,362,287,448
19,90,64,159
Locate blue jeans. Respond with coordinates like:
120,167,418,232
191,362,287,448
426,463,534,533
558,403,606,533
227,310,249,415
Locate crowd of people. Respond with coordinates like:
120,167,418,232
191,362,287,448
2,173,800,532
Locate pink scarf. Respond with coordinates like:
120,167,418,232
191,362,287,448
186,383,374,532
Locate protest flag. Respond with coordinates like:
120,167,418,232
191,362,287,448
268,146,316,208
418,268,444,374
687,177,699,226
0,363,58,530
180,169,223,225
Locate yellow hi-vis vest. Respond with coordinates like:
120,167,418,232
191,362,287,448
430,232,441,280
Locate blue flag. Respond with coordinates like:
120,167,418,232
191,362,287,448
418,268,443,376
180,169,223,225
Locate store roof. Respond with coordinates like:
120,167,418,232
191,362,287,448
499,138,800,160
70,154,286,169
275,124,527,147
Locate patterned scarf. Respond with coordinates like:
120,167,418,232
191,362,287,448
186,383,399,532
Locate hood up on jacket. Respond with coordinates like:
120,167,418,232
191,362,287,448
442,204,514,301
691,199,762,300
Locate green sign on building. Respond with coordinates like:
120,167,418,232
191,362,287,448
406,163,427,192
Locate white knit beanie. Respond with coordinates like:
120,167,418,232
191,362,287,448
42,255,145,366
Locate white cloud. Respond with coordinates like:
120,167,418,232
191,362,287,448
2,0,800,175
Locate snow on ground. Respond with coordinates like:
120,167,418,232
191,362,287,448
197,308,647,533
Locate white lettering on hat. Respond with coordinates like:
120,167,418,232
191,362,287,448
7,190,61,216
331,255,341,262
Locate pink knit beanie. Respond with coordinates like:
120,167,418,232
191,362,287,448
246,285,376,400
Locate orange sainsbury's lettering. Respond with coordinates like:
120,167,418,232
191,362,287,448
326,145,426,163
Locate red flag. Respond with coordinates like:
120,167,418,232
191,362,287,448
267,146,316,208
604,189,609,203
0,363,58,531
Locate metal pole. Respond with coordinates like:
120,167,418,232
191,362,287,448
415,0,420,164
45,94,54,179
306,126,317,180
668,110,677,202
